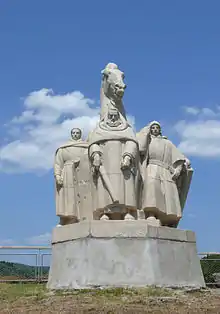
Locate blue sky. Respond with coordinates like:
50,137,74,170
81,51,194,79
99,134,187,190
0,0,220,252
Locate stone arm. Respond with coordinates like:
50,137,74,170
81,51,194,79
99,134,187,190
172,160,184,181
170,141,185,181
136,126,151,163
184,157,192,169
121,140,138,169
54,149,64,186
89,143,103,170
175,156,194,211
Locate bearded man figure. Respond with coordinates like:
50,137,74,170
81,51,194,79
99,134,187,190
137,121,193,227
88,108,139,221
54,128,91,226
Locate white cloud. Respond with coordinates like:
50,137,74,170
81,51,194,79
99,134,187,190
183,106,200,115
0,88,135,174
26,232,51,245
175,106,220,157
0,89,100,173
183,106,219,118
0,233,51,246
0,238,16,246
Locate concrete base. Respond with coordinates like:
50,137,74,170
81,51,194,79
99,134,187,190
47,221,205,289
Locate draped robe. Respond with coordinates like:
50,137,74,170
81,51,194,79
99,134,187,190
88,123,139,215
140,135,185,225
54,139,91,221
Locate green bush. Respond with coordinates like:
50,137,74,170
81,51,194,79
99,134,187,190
200,254,220,285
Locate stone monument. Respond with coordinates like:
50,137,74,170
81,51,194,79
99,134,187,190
54,128,92,226
137,121,193,228
87,63,140,221
47,63,205,290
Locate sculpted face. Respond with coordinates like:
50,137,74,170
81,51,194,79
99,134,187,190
106,110,121,127
71,128,82,141
104,68,126,99
150,124,161,137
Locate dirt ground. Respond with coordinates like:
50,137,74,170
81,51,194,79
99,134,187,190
0,284,220,313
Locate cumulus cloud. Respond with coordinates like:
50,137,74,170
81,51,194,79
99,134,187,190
0,89,99,173
0,233,51,246
26,232,51,245
0,238,16,246
0,88,135,173
183,106,218,118
183,106,200,116
175,106,220,157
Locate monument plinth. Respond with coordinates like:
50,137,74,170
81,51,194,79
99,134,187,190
48,62,205,289
47,221,205,289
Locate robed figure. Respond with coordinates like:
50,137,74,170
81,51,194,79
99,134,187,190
54,128,91,226
88,108,139,220
137,121,193,227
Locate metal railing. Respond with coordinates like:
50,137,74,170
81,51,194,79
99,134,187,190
0,246,51,282
198,252,220,286
0,247,220,285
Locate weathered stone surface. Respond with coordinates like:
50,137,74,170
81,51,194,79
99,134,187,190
49,63,201,291
48,222,205,289
54,128,92,226
87,63,141,221
137,121,193,227
52,221,90,243
51,221,197,244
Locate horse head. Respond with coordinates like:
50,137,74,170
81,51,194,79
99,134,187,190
101,63,126,101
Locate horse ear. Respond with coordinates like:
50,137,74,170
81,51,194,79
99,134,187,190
101,68,111,78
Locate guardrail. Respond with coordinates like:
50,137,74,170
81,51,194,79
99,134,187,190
198,252,220,286
0,247,220,285
0,246,51,283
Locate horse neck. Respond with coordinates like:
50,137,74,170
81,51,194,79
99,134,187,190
100,88,125,122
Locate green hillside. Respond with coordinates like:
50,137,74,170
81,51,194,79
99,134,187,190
0,261,49,279
0,257,220,284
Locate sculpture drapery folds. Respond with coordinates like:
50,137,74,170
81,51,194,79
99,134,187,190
53,64,193,227
137,121,193,227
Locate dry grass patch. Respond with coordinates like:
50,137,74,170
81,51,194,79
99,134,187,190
0,283,220,313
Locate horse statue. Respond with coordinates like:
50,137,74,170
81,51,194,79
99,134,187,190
100,63,127,123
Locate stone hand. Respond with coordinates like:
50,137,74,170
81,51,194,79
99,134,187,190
74,158,80,168
56,175,63,187
121,155,131,169
93,153,101,170
184,158,191,169
172,168,181,181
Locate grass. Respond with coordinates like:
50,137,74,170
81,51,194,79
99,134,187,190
54,285,173,297
0,283,46,301
0,283,172,300
0,283,219,313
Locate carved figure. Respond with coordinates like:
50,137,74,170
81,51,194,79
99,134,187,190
54,128,91,226
88,108,139,220
100,63,127,123
137,121,193,227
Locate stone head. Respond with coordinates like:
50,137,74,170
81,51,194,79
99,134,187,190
71,128,82,141
149,121,161,137
106,108,121,127
101,63,126,100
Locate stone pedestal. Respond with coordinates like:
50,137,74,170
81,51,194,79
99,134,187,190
47,221,205,289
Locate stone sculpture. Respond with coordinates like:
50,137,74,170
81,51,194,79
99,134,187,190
53,65,193,228
137,121,193,227
100,62,127,122
54,128,91,226
48,63,204,291
88,64,139,220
